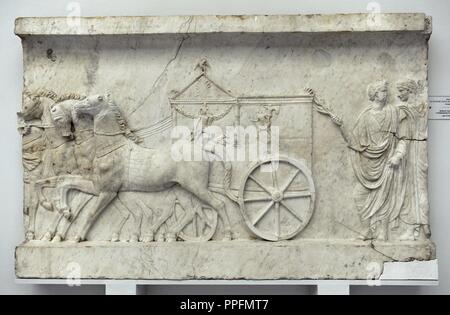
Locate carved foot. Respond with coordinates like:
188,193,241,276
357,227,373,241
399,229,416,241
41,231,53,242
422,225,431,239
357,234,374,241
52,234,63,243
25,231,35,242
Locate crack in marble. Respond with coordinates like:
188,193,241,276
128,16,193,116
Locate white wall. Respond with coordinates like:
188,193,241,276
1,0,449,295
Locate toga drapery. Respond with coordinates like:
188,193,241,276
346,104,409,227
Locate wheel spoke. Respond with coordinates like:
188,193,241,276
271,162,279,190
252,201,275,226
280,201,303,223
283,191,312,199
248,175,272,195
193,215,198,237
275,202,280,238
243,196,273,203
281,169,301,193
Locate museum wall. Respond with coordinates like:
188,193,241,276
0,0,449,295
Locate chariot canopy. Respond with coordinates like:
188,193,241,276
169,59,238,128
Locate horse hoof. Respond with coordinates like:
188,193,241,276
52,234,63,243
222,231,232,241
111,233,120,242
141,234,154,243
41,201,53,211
25,231,35,241
165,233,177,243
63,210,72,221
41,232,53,242
129,234,140,243
156,234,165,242
57,206,71,216
73,235,83,243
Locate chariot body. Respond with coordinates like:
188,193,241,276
161,63,316,242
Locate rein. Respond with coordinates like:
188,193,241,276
94,130,126,136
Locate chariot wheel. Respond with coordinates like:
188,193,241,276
238,156,315,241
178,205,218,242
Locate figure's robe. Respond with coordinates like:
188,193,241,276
399,102,430,227
346,104,408,228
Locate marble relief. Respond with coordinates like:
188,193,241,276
15,14,436,280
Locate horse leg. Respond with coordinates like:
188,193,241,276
110,202,130,242
55,176,97,215
44,187,92,242
52,194,93,242
25,182,40,241
73,192,117,243
36,177,54,209
146,206,174,242
36,177,58,211
166,207,195,242
136,200,154,243
179,183,232,241
116,194,143,243
41,213,64,241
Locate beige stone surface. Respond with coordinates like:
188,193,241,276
15,14,431,36
16,240,436,280
15,14,436,280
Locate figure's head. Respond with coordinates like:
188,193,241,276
50,100,75,138
73,94,110,117
368,80,388,105
396,80,418,102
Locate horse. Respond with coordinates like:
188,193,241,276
52,94,233,242
39,99,144,242
48,105,218,243
19,91,82,241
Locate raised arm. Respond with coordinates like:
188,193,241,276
308,89,352,145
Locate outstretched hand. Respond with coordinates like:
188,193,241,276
388,155,401,168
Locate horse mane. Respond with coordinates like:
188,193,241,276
107,98,141,143
57,93,86,102
31,89,59,102
25,89,86,104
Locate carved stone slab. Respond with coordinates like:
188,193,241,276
15,14,436,280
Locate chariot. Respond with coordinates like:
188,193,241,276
165,61,316,242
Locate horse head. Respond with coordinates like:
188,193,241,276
20,90,59,121
50,100,78,138
73,94,111,118
73,93,140,143
49,92,87,138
